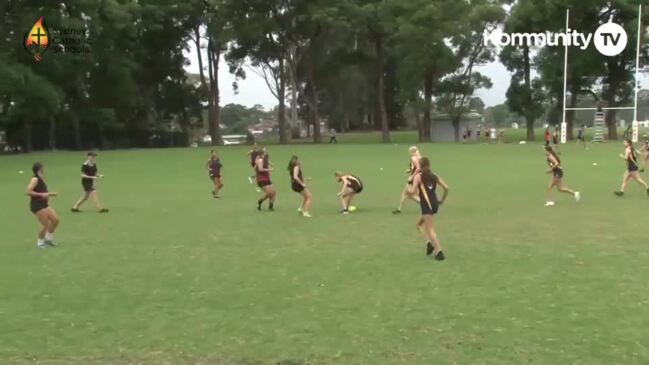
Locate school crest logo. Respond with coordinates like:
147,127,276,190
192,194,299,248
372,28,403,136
23,17,50,61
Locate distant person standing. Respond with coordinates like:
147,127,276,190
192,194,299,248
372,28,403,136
498,129,505,144
206,150,224,198
71,152,108,213
462,128,468,143
576,124,586,148
615,139,649,197
467,128,473,142
329,128,338,144
27,162,60,248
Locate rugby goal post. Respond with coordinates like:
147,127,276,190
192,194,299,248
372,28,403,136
561,5,643,143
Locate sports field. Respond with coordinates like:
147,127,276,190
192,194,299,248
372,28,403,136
2,137,649,365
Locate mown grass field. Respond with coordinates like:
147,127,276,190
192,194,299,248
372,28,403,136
1,135,649,365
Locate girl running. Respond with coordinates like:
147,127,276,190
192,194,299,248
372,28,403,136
206,150,224,198
641,138,649,173
615,139,649,197
26,162,60,248
408,157,449,261
256,148,276,211
288,155,313,218
544,146,580,206
247,144,260,185
335,172,363,214
393,146,421,214
71,152,109,213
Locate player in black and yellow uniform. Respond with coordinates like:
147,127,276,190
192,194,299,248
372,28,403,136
71,152,108,213
408,157,449,261
544,146,580,206
335,172,363,214
288,155,313,218
26,162,60,248
615,139,649,197
206,150,224,198
393,146,421,214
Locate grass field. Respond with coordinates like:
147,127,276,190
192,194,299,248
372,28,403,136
2,137,649,365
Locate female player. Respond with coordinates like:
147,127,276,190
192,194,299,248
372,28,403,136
544,146,580,206
256,148,276,211
26,162,60,248
544,127,552,147
335,172,363,214
71,152,108,213
408,157,449,261
641,137,649,173
206,150,224,198
393,146,421,214
288,155,313,218
615,139,649,197
247,144,260,184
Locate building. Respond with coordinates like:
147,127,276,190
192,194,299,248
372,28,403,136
431,111,484,142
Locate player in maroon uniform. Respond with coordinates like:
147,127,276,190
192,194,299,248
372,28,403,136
256,148,276,211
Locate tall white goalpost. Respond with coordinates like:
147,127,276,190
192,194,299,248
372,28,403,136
561,5,643,144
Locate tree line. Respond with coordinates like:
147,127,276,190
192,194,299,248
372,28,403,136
0,0,647,151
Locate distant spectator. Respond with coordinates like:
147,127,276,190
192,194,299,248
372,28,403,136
498,129,505,144
462,128,468,143
467,128,473,141
329,128,338,144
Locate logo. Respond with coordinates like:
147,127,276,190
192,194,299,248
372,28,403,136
484,22,628,57
593,22,627,56
23,17,50,61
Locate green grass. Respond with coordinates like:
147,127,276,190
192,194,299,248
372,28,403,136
1,141,649,365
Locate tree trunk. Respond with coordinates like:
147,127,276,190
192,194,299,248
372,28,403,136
49,116,56,150
523,44,535,141
278,58,288,144
375,34,390,143
288,57,298,137
207,39,222,145
423,70,433,141
415,110,424,142
452,115,461,142
24,119,32,153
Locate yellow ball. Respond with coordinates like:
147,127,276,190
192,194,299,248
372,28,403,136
348,205,357,212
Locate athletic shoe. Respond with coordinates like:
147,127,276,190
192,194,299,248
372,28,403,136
302,212,312,218
44,240,57,247
71,208,80,213
269,207,275,212
99,209,109,213
426,241,434,256
434,251,446,261
342,210,349,215
297,207,303,214
574,192,581,202
392,209,402,215
615,191,624,197
256,188,261,193
37,241,47,249
544,201,555,207
248,177,253,184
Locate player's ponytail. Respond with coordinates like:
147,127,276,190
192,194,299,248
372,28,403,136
32,162,43,176
419,157,436,185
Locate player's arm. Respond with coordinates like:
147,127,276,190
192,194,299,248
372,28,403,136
437,176,449,205
293,166,305,186
411,156,421,175
81,165,99,179
408,174,420,195
620,149,630,160
337,177,348,196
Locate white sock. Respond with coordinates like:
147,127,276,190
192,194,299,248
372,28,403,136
45,232,53,241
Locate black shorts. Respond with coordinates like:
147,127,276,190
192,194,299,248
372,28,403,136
577,135,584,141
553,168,564,179
209,173,221,180
258,180,272,188
420,201,439,216
629,165,639,173
82,180,96,192
348,180,363,193
30,201,48,214
291,182,305,193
